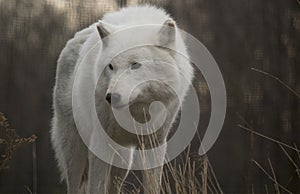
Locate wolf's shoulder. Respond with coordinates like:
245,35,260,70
102,5,171,26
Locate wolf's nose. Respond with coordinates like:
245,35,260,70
106,93,121,104
106,93,111,103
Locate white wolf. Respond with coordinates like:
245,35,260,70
51,5,194,194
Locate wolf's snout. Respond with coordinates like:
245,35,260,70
105,92,121,104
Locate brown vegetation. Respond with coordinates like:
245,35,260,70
0,112,37,170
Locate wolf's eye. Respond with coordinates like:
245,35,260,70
131,62,141,70
108,64,113,70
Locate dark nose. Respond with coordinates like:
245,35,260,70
105,93,121,104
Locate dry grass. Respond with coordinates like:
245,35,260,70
0,112,37,170
120,145,223,194
238,123,300,194
236,67,300,193
251,68,300,98
116,118,223,194
162,149,223,194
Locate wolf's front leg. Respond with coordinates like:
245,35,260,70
87,152,110,193
141,142,167,194
107,165,131,193
88,147,134,194
142,165,164,194
108,146,134,193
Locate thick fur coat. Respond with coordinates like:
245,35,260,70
51,5,193,193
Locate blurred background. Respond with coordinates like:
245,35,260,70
0,0,299,193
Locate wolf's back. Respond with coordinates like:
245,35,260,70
102,5,171,26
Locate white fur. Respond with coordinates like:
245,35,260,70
51,5,193,194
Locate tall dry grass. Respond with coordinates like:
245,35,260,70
112,116,224,194
118,144,223,194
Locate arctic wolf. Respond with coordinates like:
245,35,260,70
51,5,193,194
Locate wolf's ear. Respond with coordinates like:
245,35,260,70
157,19,176,46
96,20,116,39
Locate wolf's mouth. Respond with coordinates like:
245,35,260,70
110,97,143,109
111,103,129,109
111,101,135,109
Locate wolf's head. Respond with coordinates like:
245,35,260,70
96,20,192,115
